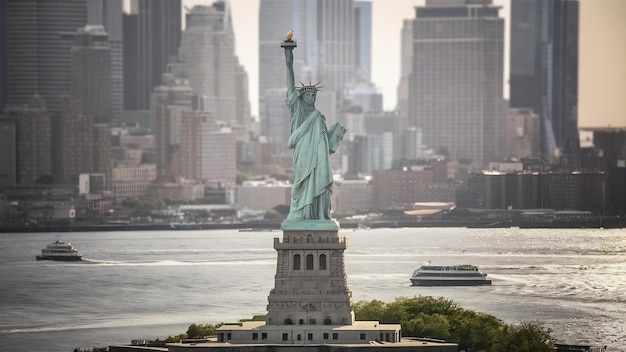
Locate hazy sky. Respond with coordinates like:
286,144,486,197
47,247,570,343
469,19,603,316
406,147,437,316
579,0,626,129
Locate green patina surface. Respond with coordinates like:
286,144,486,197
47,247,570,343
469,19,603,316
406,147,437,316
281,35,346,222
280,219,339,231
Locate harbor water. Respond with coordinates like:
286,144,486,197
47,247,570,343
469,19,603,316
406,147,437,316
0,227,624,351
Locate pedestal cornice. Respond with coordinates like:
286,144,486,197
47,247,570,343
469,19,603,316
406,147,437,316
280,219,340,231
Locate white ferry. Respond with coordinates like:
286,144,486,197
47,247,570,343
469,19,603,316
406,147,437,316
410,264,491,286
36,240,83,261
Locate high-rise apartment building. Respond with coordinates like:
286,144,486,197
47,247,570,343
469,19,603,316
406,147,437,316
57,100,95,183
55,98,111,184
407,0,505,168
5,0,87,114
179,110,214,182
123,0,181,110
151,74,193,177
509,0,579,166
205,128,237,188
3,95,52,184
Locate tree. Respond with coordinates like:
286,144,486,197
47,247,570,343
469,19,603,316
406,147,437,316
273,204,290,217
353,296,555,352
264,209,283,221
186,323,223,338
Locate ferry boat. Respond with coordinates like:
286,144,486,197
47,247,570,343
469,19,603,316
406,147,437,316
36,240,83,261
410,264,491,286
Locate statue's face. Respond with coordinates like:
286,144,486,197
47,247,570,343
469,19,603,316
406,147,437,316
303,91,316,106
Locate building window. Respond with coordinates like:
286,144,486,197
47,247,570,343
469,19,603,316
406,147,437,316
323,333,329,339
332,333,338,340
360,333,366,340
299,319,304,325
227,333,231,340
293,254,301,270
307,333,313,340
297,334,302,341
306,254,314,270
319,254,327,270
252,333,258,340
282,333,289,341
310,318,316,325
262,333,267,340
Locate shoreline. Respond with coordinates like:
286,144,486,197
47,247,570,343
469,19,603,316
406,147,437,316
2,217,625,233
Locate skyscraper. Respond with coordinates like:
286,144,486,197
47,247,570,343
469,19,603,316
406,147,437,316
0,0,7,112
354,1,372,81
122,11,138,111
68,25,111,123
5,0,87,114
408,0,505,168
172,3,247,127
509,0,539,110
317,0,356,93
509,0,579,166
87,0,124,124
551,0,579,167
123,0,181,110
396,19,413,116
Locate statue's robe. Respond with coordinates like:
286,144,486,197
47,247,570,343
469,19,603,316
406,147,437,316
285,90,333,220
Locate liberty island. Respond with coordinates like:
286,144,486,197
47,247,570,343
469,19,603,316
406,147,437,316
162,31,455,352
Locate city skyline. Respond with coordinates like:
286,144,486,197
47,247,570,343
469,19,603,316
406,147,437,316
187,0,511,117
187,0,623,130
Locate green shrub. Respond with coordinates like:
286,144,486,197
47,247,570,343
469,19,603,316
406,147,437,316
354,296,554,352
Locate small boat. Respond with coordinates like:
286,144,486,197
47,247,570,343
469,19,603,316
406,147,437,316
36,240,83,261
410,264,491,286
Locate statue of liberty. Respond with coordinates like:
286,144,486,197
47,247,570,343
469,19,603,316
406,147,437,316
281,31,346,221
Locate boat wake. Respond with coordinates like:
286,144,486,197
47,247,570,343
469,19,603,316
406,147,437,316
79,259,274,267
0,314,194,335
79,258,120,264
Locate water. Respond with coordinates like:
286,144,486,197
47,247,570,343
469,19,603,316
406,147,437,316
0,227,624,351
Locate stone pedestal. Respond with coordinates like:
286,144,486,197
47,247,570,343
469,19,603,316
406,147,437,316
266,220,354,326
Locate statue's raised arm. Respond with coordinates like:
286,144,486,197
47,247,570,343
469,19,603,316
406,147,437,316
282,30,296,96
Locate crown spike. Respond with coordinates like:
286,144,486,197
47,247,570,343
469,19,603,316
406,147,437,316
297,81,323,93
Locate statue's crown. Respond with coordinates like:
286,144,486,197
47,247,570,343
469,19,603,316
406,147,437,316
298,81,323,93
